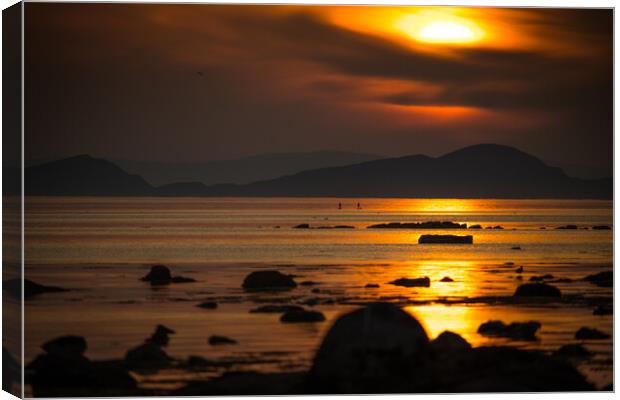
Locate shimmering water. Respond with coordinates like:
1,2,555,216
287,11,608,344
22,197,613,390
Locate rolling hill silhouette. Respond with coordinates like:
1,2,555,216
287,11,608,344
21,145,611,199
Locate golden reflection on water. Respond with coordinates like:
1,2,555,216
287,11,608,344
401,198,478,214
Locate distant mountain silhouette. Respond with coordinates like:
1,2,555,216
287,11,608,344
25,155,153,196
112,151,383,186
22,145,612,199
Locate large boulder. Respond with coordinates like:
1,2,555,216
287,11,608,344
430,331,471,352
513,283,561,298
27,336,135,397
310,303,429,389
242,270,297,291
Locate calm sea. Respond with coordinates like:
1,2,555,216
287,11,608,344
20,197,613,390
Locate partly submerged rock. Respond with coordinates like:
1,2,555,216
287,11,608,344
242,270,297,291
592,225,611,230
250,305,305,314
430,331,471,352
310,303,429,387
141,265,172,284
365,283,380,288
280,309,325,323
555,344,591,359
209,335,237,345
125,325,175,369
575,327,610,340
478,320,541,341
513,283,561,298
515,266,524,273
367,221,467,229
141,265,196,286
197,301,218,309
293,224,310,229
439,277,454,282
3,278,69,299
529,274,554,282
469,224,482,229
419,235,473,244
511,246,522,250
556,225,578,230
389,277,430,288
593,304,613,315
583,271,612,287
300,281,319,286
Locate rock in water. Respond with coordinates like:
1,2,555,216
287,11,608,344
555,344,591,359
209,335,237,345
592,225,611,230
250,304,305,314
242,270,297,291
3,278,68,299
294,223,310,229
388,277,431,287
418,235,473,244
575,327,610,340
125,325,176,369
141,265,172,285
140,265,195,285
583,271,612,287
197,301,218,309
365,283,380,288
280,309,325,323
430,331,471,352
28,336,135,396
42,335,87,356
513,283,561,298
310,303,428,388
478,320,541,341
439,277,454,282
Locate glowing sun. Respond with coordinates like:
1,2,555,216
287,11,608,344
419,21,476,43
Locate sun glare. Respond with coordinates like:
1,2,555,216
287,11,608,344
419,21,475,42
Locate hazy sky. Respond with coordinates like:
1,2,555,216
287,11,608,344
25,4,612,177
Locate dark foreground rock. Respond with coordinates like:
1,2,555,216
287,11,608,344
439,277,454,282
140,265,196,286
430,331,471,351
242,270,297,291
305,303,592,393
365,283,380,288
125,325,175,369
368,221,467,229
389,277,431,287
513,283,561,298
478,320,541,341
3,278,69,299
281,309,325,323
419,235,473,244
27,336,136,397
583,271,612,287
575,327,611,340
592,225,611,230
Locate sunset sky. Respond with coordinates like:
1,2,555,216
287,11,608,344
25,4,612,178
